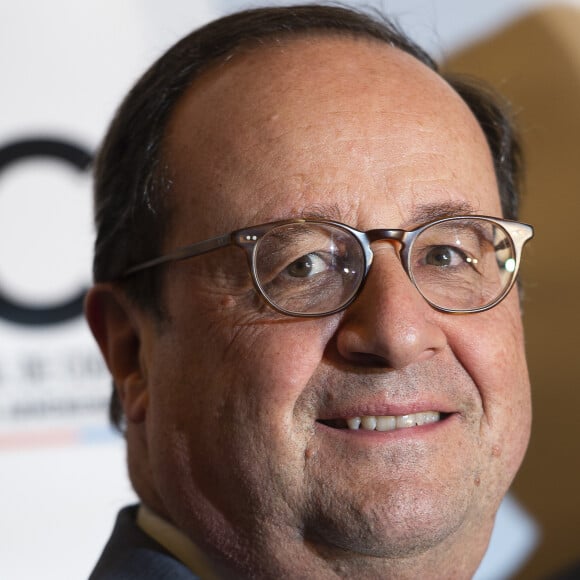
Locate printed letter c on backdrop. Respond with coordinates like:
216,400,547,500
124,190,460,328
0,138,93,326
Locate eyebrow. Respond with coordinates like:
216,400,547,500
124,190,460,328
409,201,479,226
299,200,479,227
299,203,343,221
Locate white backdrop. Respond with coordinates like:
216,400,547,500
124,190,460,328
0,1,562,578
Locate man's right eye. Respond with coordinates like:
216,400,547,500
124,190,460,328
285,253,329,278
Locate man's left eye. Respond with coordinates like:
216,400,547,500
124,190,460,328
423,245,468,267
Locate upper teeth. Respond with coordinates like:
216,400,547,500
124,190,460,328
346,411,440,431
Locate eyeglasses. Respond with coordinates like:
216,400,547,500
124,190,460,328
124,215,534,317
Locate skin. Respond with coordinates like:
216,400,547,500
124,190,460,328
86,36,532,578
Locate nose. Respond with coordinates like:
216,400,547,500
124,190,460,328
335,247,448,369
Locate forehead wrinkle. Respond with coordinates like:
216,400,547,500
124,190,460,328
266,200,477,231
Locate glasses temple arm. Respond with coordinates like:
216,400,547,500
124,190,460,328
123,233,233,276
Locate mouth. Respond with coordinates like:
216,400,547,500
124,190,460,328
318,411,449,432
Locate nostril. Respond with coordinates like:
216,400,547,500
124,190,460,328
347,351,390,368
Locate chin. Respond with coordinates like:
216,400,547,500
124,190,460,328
303,485,479,561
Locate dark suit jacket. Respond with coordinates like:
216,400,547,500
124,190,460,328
89,505,200,579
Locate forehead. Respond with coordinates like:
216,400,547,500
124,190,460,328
163,35,499,239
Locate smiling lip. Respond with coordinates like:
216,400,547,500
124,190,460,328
317,411,452,433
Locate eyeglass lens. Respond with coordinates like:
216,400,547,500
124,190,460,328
410,219,514,311
253,223,365,315
251,219,517,316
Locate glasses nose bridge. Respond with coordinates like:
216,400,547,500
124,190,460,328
365,228,407,255
358,227,420,307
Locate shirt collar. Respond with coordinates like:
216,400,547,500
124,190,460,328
137,503,220,579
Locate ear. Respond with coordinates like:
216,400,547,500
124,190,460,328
84,284,149,424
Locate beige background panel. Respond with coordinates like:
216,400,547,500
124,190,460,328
446,5,580,578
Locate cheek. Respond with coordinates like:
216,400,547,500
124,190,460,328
446,293,532,479
213,317,338,423
161,262,336,412
146,313,339,531
150,308,336,455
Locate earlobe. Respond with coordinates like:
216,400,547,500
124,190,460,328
84,284,149,424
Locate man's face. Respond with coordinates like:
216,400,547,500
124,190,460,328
136,37,531,574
